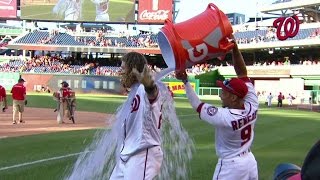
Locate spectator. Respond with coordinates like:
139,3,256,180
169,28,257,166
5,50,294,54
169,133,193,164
0,84,8,112
11,78,27,124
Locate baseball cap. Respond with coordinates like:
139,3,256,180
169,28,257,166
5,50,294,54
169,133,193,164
18,78,25,83
216,78,248,98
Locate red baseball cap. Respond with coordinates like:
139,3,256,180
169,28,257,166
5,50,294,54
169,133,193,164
216,78,248,98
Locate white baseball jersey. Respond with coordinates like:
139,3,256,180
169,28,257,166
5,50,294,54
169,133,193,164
119,83,163,162
64,0,81,20
198,77,259,159
95,1,109,21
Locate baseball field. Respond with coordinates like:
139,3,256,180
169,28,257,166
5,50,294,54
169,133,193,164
20,0,135,22
0,93,319,180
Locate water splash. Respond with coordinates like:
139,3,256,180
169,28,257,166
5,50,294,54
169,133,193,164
66,81,194,180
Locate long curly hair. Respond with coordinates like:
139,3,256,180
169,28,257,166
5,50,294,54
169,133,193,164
120,52,147,89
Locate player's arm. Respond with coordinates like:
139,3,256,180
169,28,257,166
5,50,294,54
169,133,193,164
176,71,228,126
176,70,203,112
231,35,247,78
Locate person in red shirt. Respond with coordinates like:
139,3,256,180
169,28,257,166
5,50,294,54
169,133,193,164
56,81,75,124
0,84,8,112
11,78,27,124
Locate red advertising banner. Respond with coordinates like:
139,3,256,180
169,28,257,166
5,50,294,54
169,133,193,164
0,0,17,18
138,0,173,24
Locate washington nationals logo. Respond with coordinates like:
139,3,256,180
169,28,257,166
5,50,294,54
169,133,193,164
273,15,300,41
131,95,140,113
207,106,218,116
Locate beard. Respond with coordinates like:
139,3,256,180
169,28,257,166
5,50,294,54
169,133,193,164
120,71,138,90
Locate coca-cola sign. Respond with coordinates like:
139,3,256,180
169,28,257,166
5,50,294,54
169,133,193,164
138,0,173,23
139,10,170,21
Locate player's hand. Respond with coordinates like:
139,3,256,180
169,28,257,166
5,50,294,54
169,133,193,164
24,100,28,105
228,34,238,50
132,65,155,88
175,70,188,82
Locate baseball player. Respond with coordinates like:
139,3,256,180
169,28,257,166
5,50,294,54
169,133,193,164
110,52,164,180
0,84,8,112
92,0,110,21
53,0,82,21
176,36,259,180
11,78,27,124
56,81,75,124
267,92,273,107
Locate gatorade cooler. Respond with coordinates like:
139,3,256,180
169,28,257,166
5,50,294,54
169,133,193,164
158,3,234,72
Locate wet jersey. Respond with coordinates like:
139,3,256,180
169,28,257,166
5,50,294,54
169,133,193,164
119,83,163,161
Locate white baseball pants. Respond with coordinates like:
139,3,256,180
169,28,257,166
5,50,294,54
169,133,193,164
110,146,163,180
213,152,258,180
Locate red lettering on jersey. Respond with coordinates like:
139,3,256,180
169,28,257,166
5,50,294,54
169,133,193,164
131,95,140,113
231,121,238,131
241,125,252,146
232,110,258,131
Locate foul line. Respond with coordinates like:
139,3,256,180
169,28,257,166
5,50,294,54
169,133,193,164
0,152,86,171
0,113,197,172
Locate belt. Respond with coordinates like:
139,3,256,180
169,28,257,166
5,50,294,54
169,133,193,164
238,149,251,157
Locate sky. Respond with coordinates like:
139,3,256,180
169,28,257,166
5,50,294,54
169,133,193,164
175,0,276,23
6,0,276,33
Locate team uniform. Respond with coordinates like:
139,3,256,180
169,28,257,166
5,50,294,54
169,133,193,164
92,0,110,21
53,0,81,21
190,77,259,180
267,93,273,107
56,87,74,124
110,83,163,180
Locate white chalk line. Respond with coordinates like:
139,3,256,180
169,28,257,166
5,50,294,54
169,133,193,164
0,151,86,171
0,114,197,172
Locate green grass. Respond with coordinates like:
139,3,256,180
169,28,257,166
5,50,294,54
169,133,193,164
1,94,320,180
21,0,135,22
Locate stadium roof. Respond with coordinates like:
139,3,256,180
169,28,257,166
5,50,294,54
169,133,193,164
62,23,114,31
260,0,320,14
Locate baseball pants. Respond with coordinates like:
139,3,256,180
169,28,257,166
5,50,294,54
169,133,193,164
110,146,163,180
213,152,258,180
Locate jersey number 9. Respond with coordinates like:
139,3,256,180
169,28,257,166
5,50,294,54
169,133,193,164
241,125,252,146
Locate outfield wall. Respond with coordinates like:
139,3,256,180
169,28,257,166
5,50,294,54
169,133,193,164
19,73,199,95
21,73,124,94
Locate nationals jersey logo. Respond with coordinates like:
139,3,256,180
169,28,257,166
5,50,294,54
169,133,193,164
273,15,300,41
207,106,218,116
131,95,140,113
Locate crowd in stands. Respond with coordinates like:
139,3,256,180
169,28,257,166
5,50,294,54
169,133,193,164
0,55,219,76
75,31,159,48
0,36,11,48
310,28,320,38
2,53,320,78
